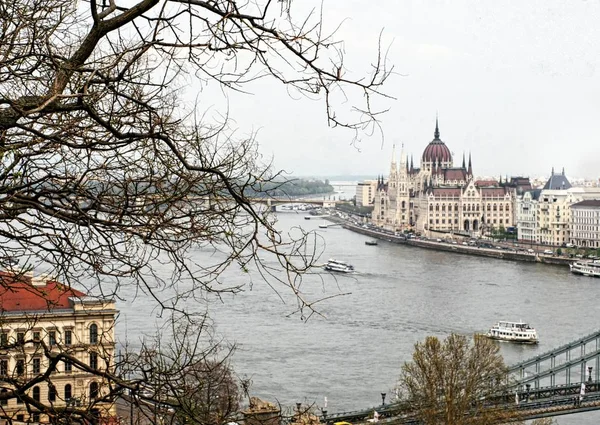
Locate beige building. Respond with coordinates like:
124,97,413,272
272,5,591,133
355,180,377,207
570,200,600,249
0,271,118,424
372,119,530,236
516,169,600,246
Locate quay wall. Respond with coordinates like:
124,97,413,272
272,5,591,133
324,217,573,267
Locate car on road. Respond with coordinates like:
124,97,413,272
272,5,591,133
527,249,535,254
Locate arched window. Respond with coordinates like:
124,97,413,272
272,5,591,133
48,384,56,402
89,352,98,370
429,205,433,211
441,204,446,212
435,204,439,211
89,324,98,344
90,382,99,400
64,384,72,400
487,204,491,211
33,386,40,402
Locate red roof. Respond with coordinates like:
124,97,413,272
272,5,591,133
481,187,509,197
431,188,462,197
0,271,86,313
443,169,467,181
475,180,498,187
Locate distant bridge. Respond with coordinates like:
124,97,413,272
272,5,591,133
320,330,600,424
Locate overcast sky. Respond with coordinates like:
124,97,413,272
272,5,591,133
205,0,600,179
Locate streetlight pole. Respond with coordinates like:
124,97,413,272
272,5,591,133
381,393,386,406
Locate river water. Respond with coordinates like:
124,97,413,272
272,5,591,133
117,204,600,424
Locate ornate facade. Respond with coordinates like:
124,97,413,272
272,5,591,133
0,271,117,424
372,120,529,235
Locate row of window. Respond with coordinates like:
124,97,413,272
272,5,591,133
429,218,509,225
0,325,99,347
0,352,99,376
428,204,511,212
0,382,99,406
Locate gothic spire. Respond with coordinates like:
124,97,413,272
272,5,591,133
468,152,472,175
562,167,565,176
462,152,466,169
410,155,414,172
551,167,554,176
434,116,440,139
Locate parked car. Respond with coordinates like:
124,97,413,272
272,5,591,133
527,249,535,254
543,249,553,255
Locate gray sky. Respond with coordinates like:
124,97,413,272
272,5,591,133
208,0,600,179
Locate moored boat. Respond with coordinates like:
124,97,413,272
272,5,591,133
365,240,378,246
570,260,600,278
324,259,355,273
486,321,538,344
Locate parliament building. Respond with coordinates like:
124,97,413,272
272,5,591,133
371,120,531,236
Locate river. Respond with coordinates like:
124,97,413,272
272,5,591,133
117,207,600,424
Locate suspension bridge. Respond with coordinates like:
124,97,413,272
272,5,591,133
319,330,600,423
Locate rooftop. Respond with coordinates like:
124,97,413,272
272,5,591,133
0,271,87,313
571,200,600,208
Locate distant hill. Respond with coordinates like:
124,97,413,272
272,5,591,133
296,175,377,182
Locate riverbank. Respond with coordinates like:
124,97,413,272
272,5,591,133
324,216,573,267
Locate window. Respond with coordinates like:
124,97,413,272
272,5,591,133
89,352,98,370
32,413,40,423
33,332,40,343
0,333,7,346
48,331,56,346
89,324,98,344
64,361,72,373
0,360,7,376
17,332,25,344
0,389,7,406
48,385,56,402
64,330,72,346
64,384,72,400
16,359,24,376
33,358,41,374
89,382,99,400
33,386,40,402
16,415,24,422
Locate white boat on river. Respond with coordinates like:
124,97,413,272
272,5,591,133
570,260,600,278
324,259,355,273
486,321,538,344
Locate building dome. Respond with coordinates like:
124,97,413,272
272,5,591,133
422,119,452,163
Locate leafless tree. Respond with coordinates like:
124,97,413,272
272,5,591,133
0,0,391,310
0,0,391,422
398,333,520,425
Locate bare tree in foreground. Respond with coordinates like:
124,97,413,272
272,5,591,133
398,333,518,425
0,0,391,421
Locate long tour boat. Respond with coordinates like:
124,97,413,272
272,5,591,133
486,321,539,344
570,260,600,278
324,259,355,274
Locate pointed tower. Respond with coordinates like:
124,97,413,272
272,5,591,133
462,152,466,169
396,144,410,229
467,152,473,176
388,144,398,191
410,155,414,173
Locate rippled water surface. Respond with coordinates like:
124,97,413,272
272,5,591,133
118,212,600,425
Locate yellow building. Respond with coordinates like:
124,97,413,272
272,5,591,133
0,270,118,424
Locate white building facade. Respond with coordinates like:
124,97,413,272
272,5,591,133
570,200,600,249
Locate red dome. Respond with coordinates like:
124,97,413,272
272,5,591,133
422,140,452,163
422,120,452,163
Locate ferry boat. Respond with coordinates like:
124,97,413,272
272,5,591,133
324,259,355,274
486,321,538,344
570,260,600,278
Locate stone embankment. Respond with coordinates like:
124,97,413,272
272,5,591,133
325,217,573,267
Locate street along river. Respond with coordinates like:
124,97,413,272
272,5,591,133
118,212,600,424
